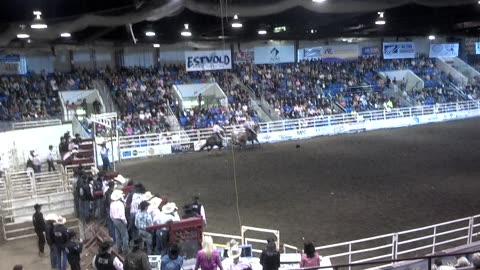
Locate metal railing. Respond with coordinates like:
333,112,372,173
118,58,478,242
117,100,480,153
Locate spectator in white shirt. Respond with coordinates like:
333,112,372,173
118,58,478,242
154,202,180,255
130,184,146,239
47,145,56,172
109,190,129,255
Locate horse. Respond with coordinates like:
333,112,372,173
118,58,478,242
232,124,260,148
199,131,225,152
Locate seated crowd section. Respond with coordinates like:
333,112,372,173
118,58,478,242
1,55,480,134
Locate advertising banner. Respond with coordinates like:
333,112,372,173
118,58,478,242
254,45,295,64
234,49,254,63
121,147,148,159
185,50,232,72
429,43,459,58
383,42,416,59
362,46,381,56
171,143,195,153
322,44,359,62
298,47,322,61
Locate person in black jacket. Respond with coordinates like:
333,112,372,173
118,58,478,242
32,204,46,257
66,231,83,270
45,213,59,269
104,181,116,241
53,216,70,270
124,238,151,270
92,240,124,270
260,238,280,270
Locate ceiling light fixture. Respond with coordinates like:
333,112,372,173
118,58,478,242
428,35,435,40
375,12,386,25
17,25,29,39
153,43,160,48
312,0,327,3
232,14,243,28
181,24,192,37
31,11,48,29
60,33,71,38
274,26,287,33
258,29,267,35
145,31,155,37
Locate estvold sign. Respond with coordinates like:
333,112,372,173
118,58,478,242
185,50,232,72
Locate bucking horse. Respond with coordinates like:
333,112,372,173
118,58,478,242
232,124,260,148
199,131,225,152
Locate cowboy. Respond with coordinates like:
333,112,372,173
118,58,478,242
45,213,59,269
32,204,46,257
53,216,70,270
92,240,124,270
243,117,256,136
109,189,129,255
130,183,147,239
191,196,207,226
135,201,153,255
224,240,252,270
100,142,110,171
124,238,151,270
153,202,180,255
212,121,225,140
47,145,56,171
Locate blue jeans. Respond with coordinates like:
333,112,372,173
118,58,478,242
49,245,58,269
56,247,67,270
139,229,152,255
79,200,91,221
102,157,110,171
113,219,129,254
108,216,116,242
155,229,169,255
129,213,138,240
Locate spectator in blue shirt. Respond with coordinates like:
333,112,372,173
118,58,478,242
162,244,184,270
135,201,153,255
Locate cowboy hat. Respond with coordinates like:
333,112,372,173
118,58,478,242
149,197,162,209
45,213,58,221
91,167,99,176
162,202,177,214
114,174,128,185
228,244,242,259
110,190,124,201
55,216,67,225
144,191,154,201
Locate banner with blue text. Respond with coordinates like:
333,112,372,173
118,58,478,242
254,45,295,64
383,42,416,59
185,50,232,72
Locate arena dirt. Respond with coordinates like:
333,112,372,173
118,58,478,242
119,118,480,249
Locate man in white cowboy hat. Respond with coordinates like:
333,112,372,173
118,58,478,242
130,183,147,239
53,216,70,270
45,213,59,269
223,240,252,270
109,189,129,255
153,202,180,255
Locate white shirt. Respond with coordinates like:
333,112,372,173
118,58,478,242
153,211,180,225
213,124,223,134
92,255,123,270
110,200,127,224
130,193,145,214
100,147,109,158
149,207,162,223
47,150,55,161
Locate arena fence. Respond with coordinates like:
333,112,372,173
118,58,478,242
202,214,480,268
117,100,480,160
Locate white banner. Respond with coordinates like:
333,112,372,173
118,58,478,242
383,42,416,59
322,44,359,62
429,43,459,58
298,47,322,61
185,50,232,72
254,45,295,64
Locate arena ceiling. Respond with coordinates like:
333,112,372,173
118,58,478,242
0,0,479,47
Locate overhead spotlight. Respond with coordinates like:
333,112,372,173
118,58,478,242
232,14,243,28
145,31,155,37
258,29,267,35
273,26,287,33
312,0,327,2
375,12,386,25
27,39,31,44
17,25,29,39
153,43,160,48
428,35,435,40
181,24,192,37
60,33,71,38
31,11,48,29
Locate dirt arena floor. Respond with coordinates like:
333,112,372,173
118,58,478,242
119,118,480,249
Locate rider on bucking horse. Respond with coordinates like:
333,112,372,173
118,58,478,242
212,121,225,141
243,116,256,137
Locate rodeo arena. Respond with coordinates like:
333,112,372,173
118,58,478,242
4,1,480,270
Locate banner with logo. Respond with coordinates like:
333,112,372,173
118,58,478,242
322,44,359,62
234,49,254,63
254,45,295,64
185,50,232,72
429,43,459,58
383,42,416,59
298,47,322,61
171,143,195,153
362,46,381,56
